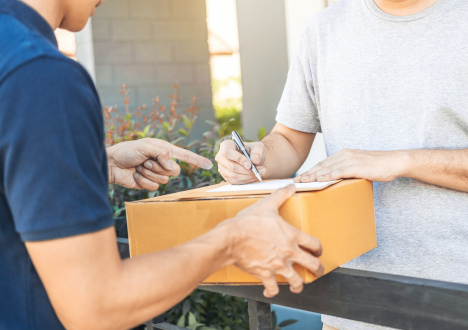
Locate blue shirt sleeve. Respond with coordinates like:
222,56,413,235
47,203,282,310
0,56,113,241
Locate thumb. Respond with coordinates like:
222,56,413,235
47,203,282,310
247,142,266,165
260,184,296,210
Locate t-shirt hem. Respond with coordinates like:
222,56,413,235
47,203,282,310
20,215,114,242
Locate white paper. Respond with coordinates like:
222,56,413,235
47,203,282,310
207,179,338,193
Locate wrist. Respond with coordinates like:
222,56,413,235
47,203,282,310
396,149,414,178
211,219,243,269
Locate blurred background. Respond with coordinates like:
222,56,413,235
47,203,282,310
56,0,339,172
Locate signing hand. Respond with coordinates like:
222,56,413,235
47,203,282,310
219,185,324,297
294,149,408,183
215,139,267,184
107,138,213,190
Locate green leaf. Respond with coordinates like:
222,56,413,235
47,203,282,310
258,126,266,140
176,314,186,327
162,122,170,133
182,114,191,128
188,312,197,325
124,113,132,121
218,122,228,137
136,132,145,138
182,300,192,315
171,137,185,146
148,191,159,198
278,319,299,327
178,128,189,137
143,124,151,136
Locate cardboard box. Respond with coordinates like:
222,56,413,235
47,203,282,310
126,179,376,284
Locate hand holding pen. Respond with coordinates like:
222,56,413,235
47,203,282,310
215,130,267,184
230,131,263,182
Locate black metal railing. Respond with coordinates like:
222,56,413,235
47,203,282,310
117,236,468,330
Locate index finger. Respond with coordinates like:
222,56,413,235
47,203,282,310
169,144,213,169
219,140,249,166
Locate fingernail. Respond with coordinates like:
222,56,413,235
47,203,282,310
244,162,250,169
166,160,173,170
201,159,213,170
137,165,143,172
144,161,152,169
134,173,140,179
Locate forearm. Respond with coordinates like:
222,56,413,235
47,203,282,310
108,226,233,329
261,126,315,179
28,225,235,330
402,149,468,192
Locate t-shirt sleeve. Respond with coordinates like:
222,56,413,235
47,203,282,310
275,26,321,133
1,56,113,241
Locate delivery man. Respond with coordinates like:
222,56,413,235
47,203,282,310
0,0,324,328
215,0,468,329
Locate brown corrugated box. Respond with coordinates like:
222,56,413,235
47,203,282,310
126,179,376,284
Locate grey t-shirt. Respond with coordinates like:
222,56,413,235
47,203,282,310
276,0,468,328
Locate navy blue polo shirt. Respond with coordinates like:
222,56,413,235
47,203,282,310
0,0,113,328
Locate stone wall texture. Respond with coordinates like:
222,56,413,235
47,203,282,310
92,0,213,138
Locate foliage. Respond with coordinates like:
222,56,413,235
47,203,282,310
165,290,248,330
215,106,242,135
212,76,243,135
105,84,228,217
165,292,299,330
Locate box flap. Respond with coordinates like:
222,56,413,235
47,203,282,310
128,179,358,204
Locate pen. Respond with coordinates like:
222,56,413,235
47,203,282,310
231,130,262,182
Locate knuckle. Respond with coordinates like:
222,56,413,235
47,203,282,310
309,258,322,272
229,163,239,173
271,259,284,271
232,173,247,181
259,269,273,279
280,246,294,259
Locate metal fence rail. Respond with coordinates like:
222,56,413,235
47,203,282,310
117,238,468,330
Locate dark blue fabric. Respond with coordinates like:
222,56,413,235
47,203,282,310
0,0,113,328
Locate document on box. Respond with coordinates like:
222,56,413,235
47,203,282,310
207,179,339,193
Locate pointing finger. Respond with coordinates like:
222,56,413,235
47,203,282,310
169,144,213,169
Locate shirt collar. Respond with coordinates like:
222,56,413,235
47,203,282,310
0,0,58,47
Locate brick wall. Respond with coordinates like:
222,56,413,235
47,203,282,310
92,0,213,138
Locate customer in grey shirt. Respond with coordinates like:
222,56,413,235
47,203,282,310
216,0,468,329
